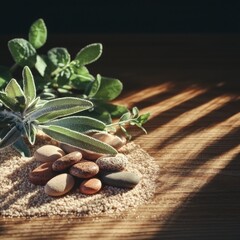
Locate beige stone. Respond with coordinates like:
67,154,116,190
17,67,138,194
44,173,75,197
34,145,65,162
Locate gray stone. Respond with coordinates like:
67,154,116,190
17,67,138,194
101,171,141,188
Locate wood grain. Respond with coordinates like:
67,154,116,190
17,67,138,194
1,34,240,239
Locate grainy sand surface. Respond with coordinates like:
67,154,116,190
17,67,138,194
0,135,159,218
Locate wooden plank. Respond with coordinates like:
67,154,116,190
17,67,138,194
1,34,240,239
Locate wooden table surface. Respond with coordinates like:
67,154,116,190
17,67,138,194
1,34,240,239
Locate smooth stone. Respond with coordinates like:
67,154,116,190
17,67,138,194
96,153,128,171
34,145,65,162
29,162,57,185
44,173,75,197
79,178,102,195
60,143,103,161
69,161,99,178
101,171,141,188
52,151,82,171
90,132,126,150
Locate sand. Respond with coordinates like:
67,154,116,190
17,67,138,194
0,135,159,218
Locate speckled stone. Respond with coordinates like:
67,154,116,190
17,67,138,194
29,162,57,185
34,145,65,162
69,160,99,178
96,153,128,171
52,151,82,171
79,178,102,195
44,173,75,197
101,171,141,188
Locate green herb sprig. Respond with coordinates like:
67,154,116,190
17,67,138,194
3,19,127,123
0,67,117,156
0,19,150,140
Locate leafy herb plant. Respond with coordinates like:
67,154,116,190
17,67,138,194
2,18,127,124
0,67,118,156
0,67,149,157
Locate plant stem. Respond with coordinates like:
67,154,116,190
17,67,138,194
10,63,18,74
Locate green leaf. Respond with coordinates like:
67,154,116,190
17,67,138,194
96,102,128,118
35,55,47,76
41,125,117,154
25,97,41,114
27,97,93,123
132,107,139,117
28,18,47,49
24,122,37,145
137,112,150,125
8,38,37,67
45,116,106,132
56,68,71,86
87,74,101,97
0,91,17,111
89,75,123,101
0,66,12,89
5,78,26,109
23,66,36,104
71,74,93,90
48,48,70,67
119,111,131,122
75,43,102,65
0,126,22,149
12,138,31,157
79,109,112,124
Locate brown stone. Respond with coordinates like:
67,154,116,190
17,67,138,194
69,160,99,178
60,143,103,161
29,162,57,185
52,151,82,172
34,145,65,162
79,178,102,195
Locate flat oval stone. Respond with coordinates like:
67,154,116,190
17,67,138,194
34,145,65,162
96,153,128,171
101,171,141,188
60,143,103,161
69,161,99,178
52,151,82,171
79,178,102,195
29,162,57,185
90,132,126,150
44,173,75,197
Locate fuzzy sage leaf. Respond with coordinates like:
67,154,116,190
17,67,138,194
75,43,102,65
23,66,36,104
28,18,47,49
28,97,93,123
8,38,37,67
44,116,106,132
41,125,117,154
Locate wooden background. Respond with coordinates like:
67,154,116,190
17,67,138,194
0,34,240,239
